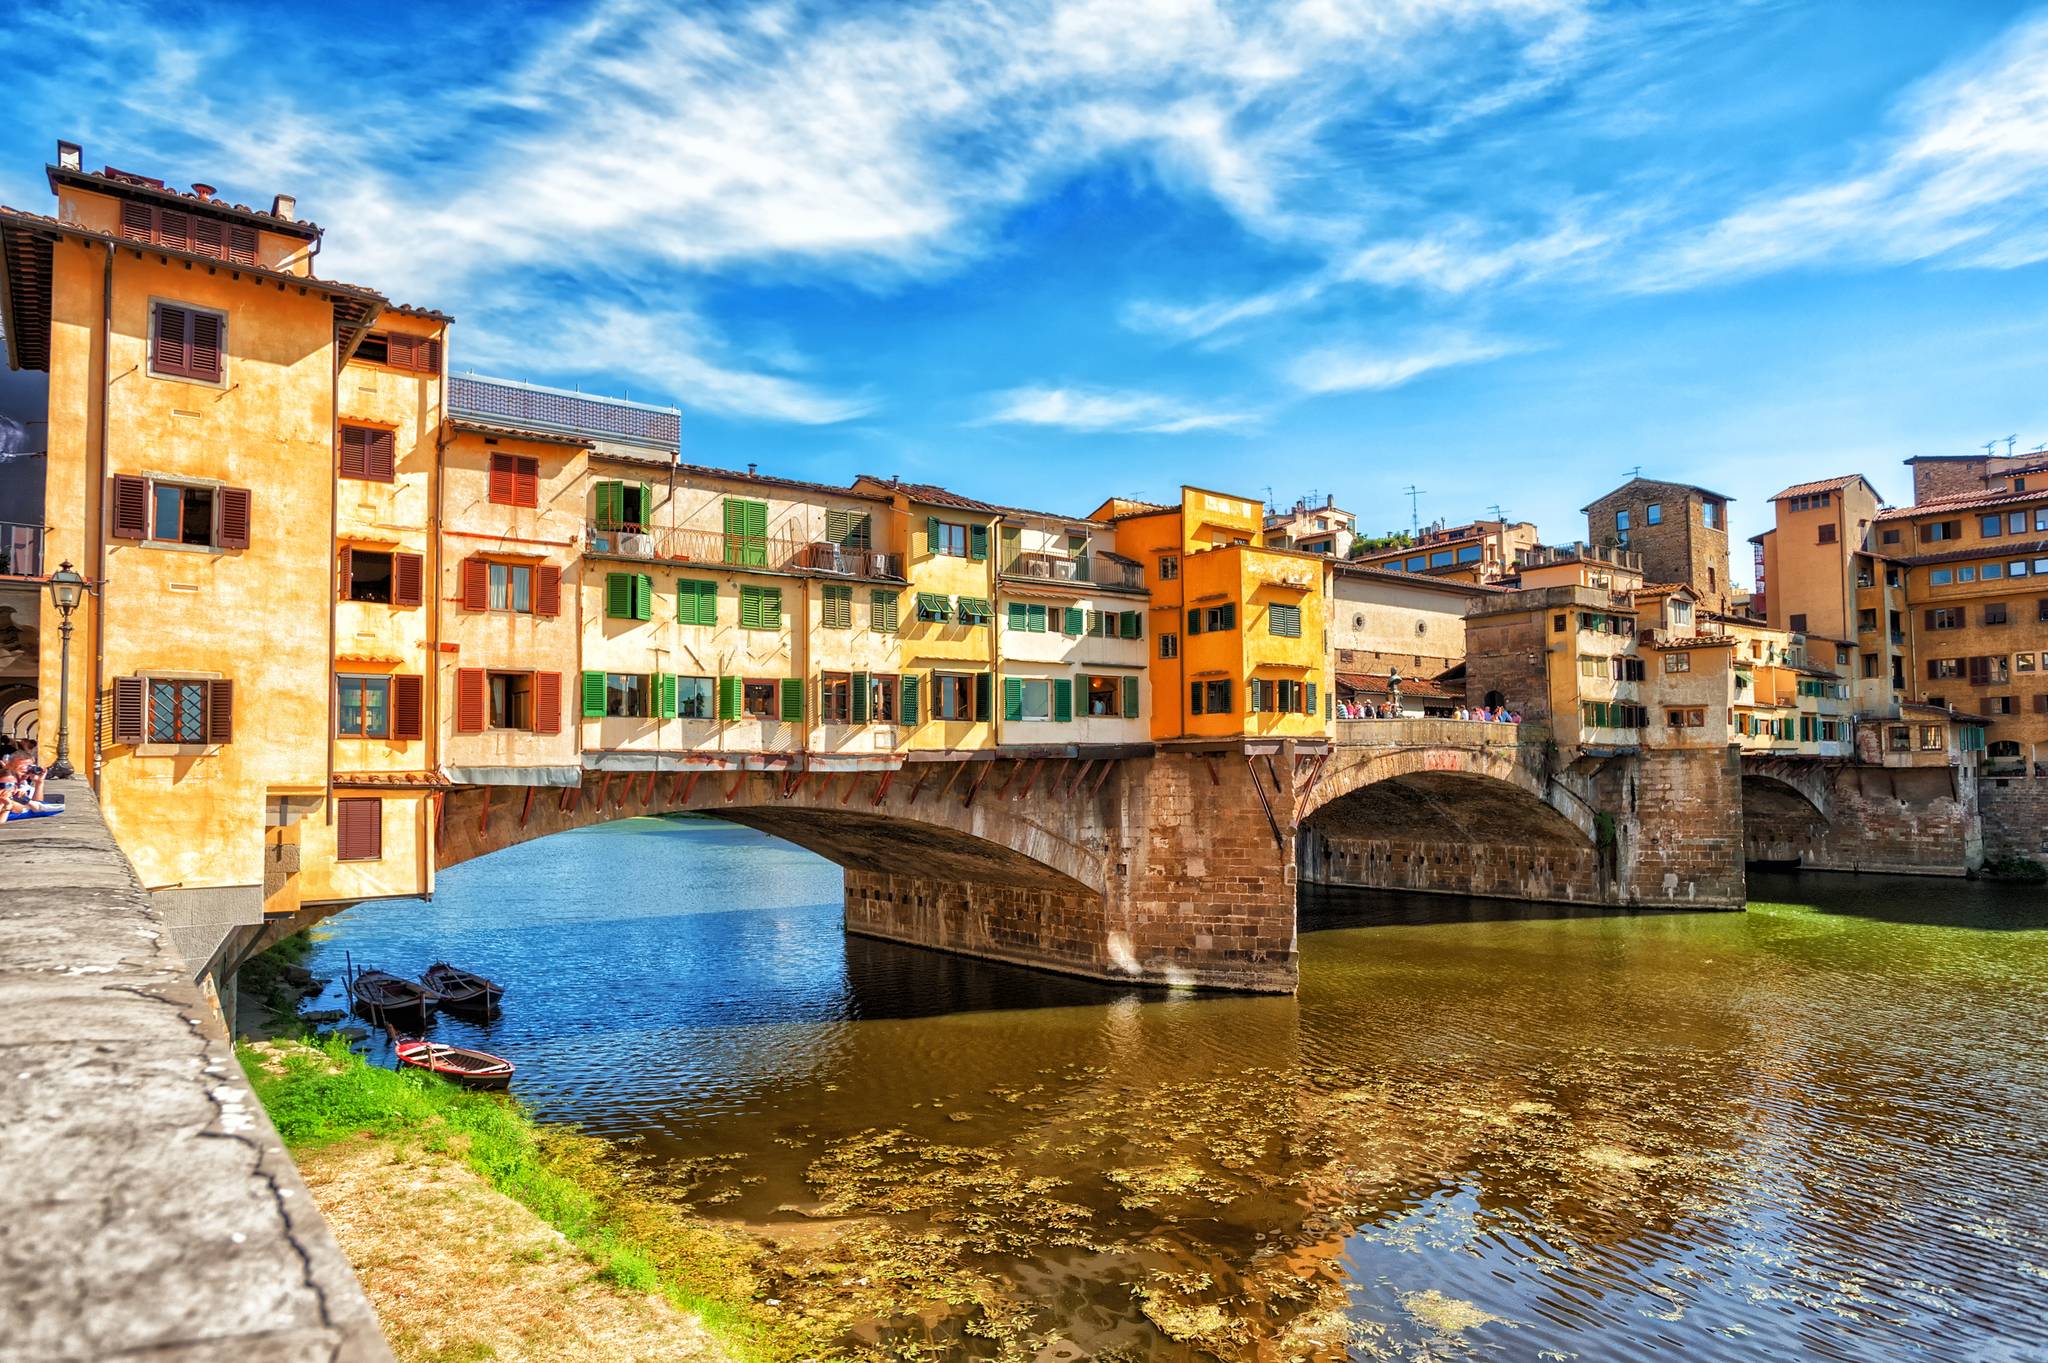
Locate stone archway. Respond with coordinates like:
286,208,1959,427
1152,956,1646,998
1740,772,1830,867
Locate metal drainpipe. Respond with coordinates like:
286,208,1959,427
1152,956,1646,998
89,242,112,793
987,516,1001,750
426,331,446,892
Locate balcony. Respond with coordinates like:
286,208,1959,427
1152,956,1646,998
1,522,41,578
584,522,902,580
1002,551,1144,591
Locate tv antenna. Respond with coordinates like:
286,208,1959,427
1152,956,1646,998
1984,439,2000,457
1404,486,1426,535
1628,465,1643,480
2006,434,2019,456
1487,504,1505,521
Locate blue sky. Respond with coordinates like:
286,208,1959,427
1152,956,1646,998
7,0,2048,578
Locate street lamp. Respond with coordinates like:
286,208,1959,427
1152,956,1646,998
44,560,89,781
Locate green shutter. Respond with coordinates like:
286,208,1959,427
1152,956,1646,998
582,671,607,717
1028,603,1047,632
1007,601,1028,631
969,524,989,561
1269,603,1301,638
678,579,715,625
824,584,852,629
1120,610,1141,639
1305,681,1317,716
901,674,920,726
716,676,741,721
780,678,804,723
724,498,768,566
1122,675,1139,718
638,483,654,525
605,572,631,619
633,573,653,621
1004,676,1024,721
1062,606,1084,636
926,516,941,554
826,508,851,545
851,671,870,723
1186,608,1201,635
872,590,898,633
658,672,678,718
1053,678,1072,722
973,671,991,721
595,481,621,529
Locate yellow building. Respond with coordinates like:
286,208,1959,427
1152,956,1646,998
1095,487,1328,743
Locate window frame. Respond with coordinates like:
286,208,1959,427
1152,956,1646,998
487,670,535,731
605,672,651,719
147,298,227,386
149,480,217,548
932,671,976,722
336,673,393,739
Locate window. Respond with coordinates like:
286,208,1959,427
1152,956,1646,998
823,584,854,630
1986,602,2009,626
1006,601,1049,633
1671,601,1693,625
489,562,532,613
1667,707,1706,728
742,680,782,720
149,301,223,382
1861,653,1880,679
337,675,391,738
1456,544,1481,563
350,331,440,374
1087,675,1120,717
595,480,653,530
490,454,540,508
1429,550,1454,568
117,201,259,262
1984,563,2004,580
931,521,970,558
2018,652,2037,673
1959,566,1977,583
2010,561,2031,578
1664,652,1691,673
915,592,952,623
1187,602,1236,634
1553,614,1567,633
821,673,853,724
1702,502,1720,529
1646,503,1662,526
1616,510,1630,532
1009,678,1051,720
606,572,654,621
1928,658,1964,680
2038,509,2048,533
1925,607,1963,630
150,482,216,546
870,674,899,723
933,672,977,721
1159,632,1179,659
1880,527,1901,544
1158,554,1179,580
488,672,532,730
739,585,782,630
1857,608,1877,632
1189,679,1233,715
1088,610,1114,638
1406,555,1427,571
1967,655,2011,686
1268,603,1302,637
677,676,713,719
1817,523,1836,544
340,425,396,482
147,679,210,743
871,590,899,633
1930,569,1952,586
336,798,382,862
607,674,650,718
1920,726,1943,751
956,596,993,625
343,549,394,604
1984,696,2017,716
1889,726,1911,752
826,508,874,548
675,578,717,626
1921,520,1961,542
722,497,770,565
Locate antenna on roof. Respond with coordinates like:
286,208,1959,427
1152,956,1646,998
1404,486,1426,536
1984,439,1999,457
1488,504,1504,521
2006,434,2019,457
1628,465,1643,480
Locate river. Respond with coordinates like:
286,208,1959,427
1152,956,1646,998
300,815,2048,1361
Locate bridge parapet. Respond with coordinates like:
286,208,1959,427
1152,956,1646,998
1332,717,1538,750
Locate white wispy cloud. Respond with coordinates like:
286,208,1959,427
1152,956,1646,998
1284,335,1528,395
978,385,1258,434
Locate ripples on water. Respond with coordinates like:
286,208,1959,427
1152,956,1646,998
304,817,2048,1361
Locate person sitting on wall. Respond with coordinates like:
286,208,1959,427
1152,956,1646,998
1,752,60,821
14,738,44,803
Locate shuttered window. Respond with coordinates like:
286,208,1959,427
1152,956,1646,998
581,671,608,718
717,676,743,721
900,674,921,726
677,579,717,625
606,572,654,621
594,481,654,530
1119,610,1143,639
340,425,396,482
969,524,990,562
336,798,383,862
391,674,424,740
352,331,442,374
1122,675,1140,718
1062,607,1085,636
739,585,782,631
150,302,223,382
489,453,539,507
1052,677,1073,722
822,584,853,629
456,668,488,733
871,590,899,633
109,474,249,550
112,676,232,745
534,565,562,617
1005,602,1047,632
1268,603,1302,638
780,677,805,722
118,201,259,264
723,498,769,566
915,592,951,622
826,508,873,548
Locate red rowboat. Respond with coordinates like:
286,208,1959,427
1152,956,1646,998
385,1026,515,1090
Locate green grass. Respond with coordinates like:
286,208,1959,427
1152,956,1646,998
240,1036,825,1362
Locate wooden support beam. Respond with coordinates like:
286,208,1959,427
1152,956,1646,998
1262,754,1283,793
724,770,747,802
433,791,447,842
477,786,492,842
839,771,857,805
1064,758,1097,799
1245,754,1284,849
963,760,996,808
1050,757,1073,800
907,766,933,804
642,770,657,805
519,785,535,828
596,773,612,811
1015,758,1044,800
993,758,1023,799
939,760,971,801
871,770,896,806
781,768,809,800
681,770,701,804
1203,755,1221,787
1087,758,1117,798
670,771,686,804
557,785,574,812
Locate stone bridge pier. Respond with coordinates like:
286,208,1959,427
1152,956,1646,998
1741,756,1981,874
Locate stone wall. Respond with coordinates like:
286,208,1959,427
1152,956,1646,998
1298,825,1602,902
1980,777,2048,863
1594,746,1747,905
1815,765,1980,874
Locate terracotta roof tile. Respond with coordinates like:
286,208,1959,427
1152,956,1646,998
1770,475,1865,501
1875,485,2048,520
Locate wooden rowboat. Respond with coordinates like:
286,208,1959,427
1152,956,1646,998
348,967,439,1025
386,1026,515,1089
422,962,504,1018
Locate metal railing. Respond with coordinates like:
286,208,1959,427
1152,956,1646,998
1333,716,1530,748
1002,551,1144,590
0,522,40,577
584,522,902,579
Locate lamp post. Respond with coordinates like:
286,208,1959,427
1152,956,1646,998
44,560,88,781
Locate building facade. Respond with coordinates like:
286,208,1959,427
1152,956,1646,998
1582,477,1733,614
1262,494,1357,558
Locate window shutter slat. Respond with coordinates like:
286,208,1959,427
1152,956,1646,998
206,679,234,743
1122,675,1139,719
113,676,146,743
393,552,424,607
392,674,424,740
187,311,221,382
216,487,251,549
119,201,152,241
455,668,486,733
535,672,563,733
154,304,188,376
111,473,151,539
228,225,257,266
535,564,562,617
461,556,489,611
780,677,804,723
901,674,920,726
368,429,395,482
340,426,368,479
582,671,608,718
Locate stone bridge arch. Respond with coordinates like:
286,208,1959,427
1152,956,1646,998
1739,760,1834,867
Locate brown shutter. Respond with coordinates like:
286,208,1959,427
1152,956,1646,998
336,798,382,861
535,672,562,734
367,428,395,481
111,474,151,539
336,544,353,599
187,311,221,383
119,201,152,240
418,338,443,374
393,552,424,607
191,218,223,259
387,334,417,370
157,208,191,252
228,224,257,266
460,556,489,611
488,453,515,505
339,425,369,479
206,679,233,743
455,668,486,733
391,674,424,740
112,676,146,743
216,486,250,549
153,304,188,376
513,456,538,508
535,564,561,617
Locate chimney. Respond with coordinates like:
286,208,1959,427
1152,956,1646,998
56,140,82,171
1326,493,1335,508
270,193,296,222
191,183,215,201
747,462,758,477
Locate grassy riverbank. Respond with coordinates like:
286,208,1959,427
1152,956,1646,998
239,1036,827,1363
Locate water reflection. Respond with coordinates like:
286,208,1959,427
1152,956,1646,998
303,816,2048,1361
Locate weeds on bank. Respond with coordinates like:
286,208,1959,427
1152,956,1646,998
239,1035,824,1363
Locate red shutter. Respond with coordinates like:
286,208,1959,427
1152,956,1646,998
460,556,489,611
512,456,538,508
339,425,369,479
367,428,395,482
119,201,153,240
112,676,146,743
111,474,151,539
187,311,221,383
157,209,191,252
191,218,224,259
336,798,383,862
535,672,562,734
455,668,486,733
488,453,515,505
228,225,257,266
534,564,562,617
216,486,250,549
391,674,424,740
154,304,188,376
393,552,424,607
206,679,233,743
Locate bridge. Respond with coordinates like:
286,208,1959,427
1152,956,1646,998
1740,752,1980,875
248,720,1749,994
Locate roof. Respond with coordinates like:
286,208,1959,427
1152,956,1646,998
1334,672,1458,700
1893,537,2048,568
0,204,384,372
1647,632,1738,650
386,302,454,324
859,476,1102,525
447,419,593,450
47,163,322,239
1331,561,1505,596
1579,476,1733,513
1629,581,1697,599
1874,485,2048,521
333,771,453,789
682,463,891,503
1770,474,1878,502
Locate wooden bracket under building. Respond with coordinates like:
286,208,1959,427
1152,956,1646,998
1244,754,1284,849
871,769,896,805
724,770,747,802
962,760,995,808
681,771,701,804
477,785,492,838
1088,759,1117,798
519,785,535,828
1015,758,1044,799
